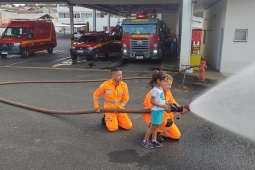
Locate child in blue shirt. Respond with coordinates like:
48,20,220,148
142,70,168,148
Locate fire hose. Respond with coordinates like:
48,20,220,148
0,77,189,115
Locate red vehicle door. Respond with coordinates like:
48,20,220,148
97,34,105,53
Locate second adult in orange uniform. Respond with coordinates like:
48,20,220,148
93,67,132,132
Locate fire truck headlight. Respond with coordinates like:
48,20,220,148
88,47,93,50
123,44,127,48
153,50,158,54
123,49,127,54
71,46,76,49
153,44,157,47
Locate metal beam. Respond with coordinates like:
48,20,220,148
79,4,128,17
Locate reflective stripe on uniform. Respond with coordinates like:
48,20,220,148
93,98,99,102
104,99,121,105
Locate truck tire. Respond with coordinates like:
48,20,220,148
93,50,99,61
71,54,77,61
47,45,54,54
22,48,30,58
1,54,7,58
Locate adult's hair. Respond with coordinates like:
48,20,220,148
149,70,166,87
165,74,173,81
111,67,122,72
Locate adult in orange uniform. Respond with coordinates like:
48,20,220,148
93,67,132,132
142,74,188,141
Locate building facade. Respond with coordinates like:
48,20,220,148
56,6,125,32
201,0,255,74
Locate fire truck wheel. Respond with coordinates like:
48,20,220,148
22,48,30,58
1,54,7,58
93,50,99,61
71,54,77,61
47,45,54,54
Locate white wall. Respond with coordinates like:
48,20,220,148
57,6,125,31
201,0,227,70
57,18,124,31
192,16,203,29
220,0,255,73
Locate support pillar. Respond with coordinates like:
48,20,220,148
108,13,110,32
93,9,96,31
179,0,194,72
69,4,74,45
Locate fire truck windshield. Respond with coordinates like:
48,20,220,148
2,27,27,38
77,36,97,43
123,24,157,34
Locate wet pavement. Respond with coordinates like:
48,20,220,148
0,67,255,170
0,33,254,170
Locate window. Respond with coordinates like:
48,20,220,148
65,13,70,18
234,29,248,42
2,27,27,38
81,13,92,18
58,13,70,18
96,13,105,18
59,13,65,18
27,28,34,39
123,24,157,34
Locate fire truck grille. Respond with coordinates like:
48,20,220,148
0,43,13,49
130,39,149,52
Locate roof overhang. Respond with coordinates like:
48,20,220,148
0,0,220,17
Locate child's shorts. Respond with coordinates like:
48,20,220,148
151,110,164,125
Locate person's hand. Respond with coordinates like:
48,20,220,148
161,104,169,110
95,107,101,114
181,108,188,115
174,112,182,119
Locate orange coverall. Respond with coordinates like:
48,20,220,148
142,90,181,139
93,79,132,132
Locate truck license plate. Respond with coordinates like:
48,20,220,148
136,56,143,59
2,52,8,54
77,50,83,53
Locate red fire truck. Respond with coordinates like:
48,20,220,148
121,12,167,61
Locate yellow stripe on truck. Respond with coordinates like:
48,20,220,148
22,38,51,45
132,35,149,38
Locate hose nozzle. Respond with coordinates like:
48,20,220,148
167,103,190,112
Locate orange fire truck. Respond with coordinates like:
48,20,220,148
121,12,167,61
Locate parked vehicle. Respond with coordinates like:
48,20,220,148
109,26,122,52
74,30,86,41
70,31,112,61
0,19,57,58
121,11,167,61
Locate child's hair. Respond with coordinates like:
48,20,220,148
165,74,173,81
149,70,166,87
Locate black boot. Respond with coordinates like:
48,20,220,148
101,115,106,125
157,132,164,142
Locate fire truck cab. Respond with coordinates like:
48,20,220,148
121,12,167,61
0,19,57,58
70,31,112,61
